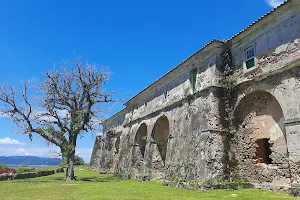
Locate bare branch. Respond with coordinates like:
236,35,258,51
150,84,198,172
0,55,119,180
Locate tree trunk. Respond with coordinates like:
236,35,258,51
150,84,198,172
66,147,76,181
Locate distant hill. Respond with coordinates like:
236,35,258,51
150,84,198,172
0,156,62,166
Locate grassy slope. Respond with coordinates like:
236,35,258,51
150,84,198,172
0,168,298,200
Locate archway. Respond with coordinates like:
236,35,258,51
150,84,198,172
135,123,147,157
235,90,289,184
152,116,169,164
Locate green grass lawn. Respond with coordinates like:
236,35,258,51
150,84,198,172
0,168,298,200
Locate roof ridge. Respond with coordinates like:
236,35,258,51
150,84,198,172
123,0,292,106
124,39,224,106
228,0,290,41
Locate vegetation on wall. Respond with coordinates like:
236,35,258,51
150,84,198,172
220,50,239,181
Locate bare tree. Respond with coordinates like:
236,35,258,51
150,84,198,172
0,56,117,181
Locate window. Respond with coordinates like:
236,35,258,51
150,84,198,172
245,46,255,69
190,68,197,92
255,139,272,164
164,90,168,99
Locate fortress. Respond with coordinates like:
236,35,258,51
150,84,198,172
90,0,300,190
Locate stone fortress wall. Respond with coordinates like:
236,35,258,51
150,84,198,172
90,0,300,190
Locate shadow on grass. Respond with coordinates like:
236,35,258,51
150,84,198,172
7,172,120,183
9,176,66,183
16,175,120,183
78,175,119,182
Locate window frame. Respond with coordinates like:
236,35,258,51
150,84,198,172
243,45,257,72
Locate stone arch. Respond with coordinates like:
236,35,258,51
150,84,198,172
234,82,288,119
235,90,286,142
234,90,290,184
134,123,148,157
151,115,170,164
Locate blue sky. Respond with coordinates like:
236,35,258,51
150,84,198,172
0,0,284,162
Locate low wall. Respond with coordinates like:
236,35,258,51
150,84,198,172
0,168,64,181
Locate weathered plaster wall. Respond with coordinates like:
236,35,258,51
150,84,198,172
89,108,129,173
233,68,300,188
89,136,103,170
234,88,290,188
113,88,225,181
124,43,224,123
231,2,300,80
91,43,226,180
90,0,300,191
227,1,300,188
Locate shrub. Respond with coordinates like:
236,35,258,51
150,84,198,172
36,170,54,177
0,168,17,175
20,164,30,168
55,167,64,173
0,168,56,181
17,167,35,173
0,164,8,170
60,155,86,166
0,173,9,181
14,172,37,179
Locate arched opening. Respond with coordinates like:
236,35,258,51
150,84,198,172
152,116,169,164
135,123,147,157
235,90,289,183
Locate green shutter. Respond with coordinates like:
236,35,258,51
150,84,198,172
246,58,255,69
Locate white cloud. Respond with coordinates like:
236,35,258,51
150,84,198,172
266,0,285,8
15,148,34,156
0,145,60,157
15,148,26,153
0,111,10,118
0,137,25,145
94,132,103,136
76,148,93,163
29,109,69,122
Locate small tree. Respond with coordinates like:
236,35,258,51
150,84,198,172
60,155,85,167
0,56,117,181
0,164,8,170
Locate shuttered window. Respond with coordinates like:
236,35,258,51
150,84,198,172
245,47,255,69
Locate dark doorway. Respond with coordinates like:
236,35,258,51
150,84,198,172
256,139,272,164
